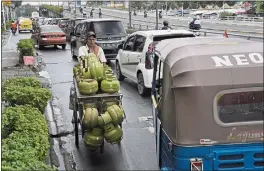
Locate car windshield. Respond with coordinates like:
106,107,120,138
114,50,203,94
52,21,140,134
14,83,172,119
40,26,63,33
93,21,126,37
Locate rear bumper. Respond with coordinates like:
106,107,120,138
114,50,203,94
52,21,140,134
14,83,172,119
39,39,66,45
19,28,32,31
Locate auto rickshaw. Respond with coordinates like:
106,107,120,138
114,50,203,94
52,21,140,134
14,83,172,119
150,37,264,171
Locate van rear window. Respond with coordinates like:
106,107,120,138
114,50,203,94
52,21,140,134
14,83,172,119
215,89,263,124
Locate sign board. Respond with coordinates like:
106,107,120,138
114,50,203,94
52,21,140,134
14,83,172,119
3,0,11,6
23,56,34,66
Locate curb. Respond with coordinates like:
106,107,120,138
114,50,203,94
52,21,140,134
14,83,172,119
41,69,74,171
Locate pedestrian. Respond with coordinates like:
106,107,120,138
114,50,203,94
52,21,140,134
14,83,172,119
161,20,172,30
78,31,107,64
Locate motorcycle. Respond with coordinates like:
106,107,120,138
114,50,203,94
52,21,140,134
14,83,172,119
99,12,102,18
144,12,147,18
188,21,201,36
11,28,17,35
90,12,93,18
159,13,162,19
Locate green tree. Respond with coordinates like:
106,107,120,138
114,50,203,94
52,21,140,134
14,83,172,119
256,0,264,14
12,1,22,8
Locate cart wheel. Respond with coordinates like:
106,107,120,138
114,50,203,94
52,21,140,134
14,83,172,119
73,103,79,148
100,140,104,153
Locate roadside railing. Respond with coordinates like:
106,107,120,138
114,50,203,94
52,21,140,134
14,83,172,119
219,16,263,23
63,10,263,41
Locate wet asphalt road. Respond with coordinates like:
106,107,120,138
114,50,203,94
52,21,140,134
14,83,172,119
42,45,158,170
8,32,158,170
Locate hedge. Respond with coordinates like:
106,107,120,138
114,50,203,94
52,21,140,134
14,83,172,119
16,39,34,64
1,77,56,171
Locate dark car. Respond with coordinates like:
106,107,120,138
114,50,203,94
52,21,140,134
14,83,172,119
32,25,66,50
70,18,127,61
65,18,85,41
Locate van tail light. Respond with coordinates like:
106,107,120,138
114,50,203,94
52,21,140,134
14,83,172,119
145,42,154,69
190,158,203,171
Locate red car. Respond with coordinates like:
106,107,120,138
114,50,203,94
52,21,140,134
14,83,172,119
35,25,66,50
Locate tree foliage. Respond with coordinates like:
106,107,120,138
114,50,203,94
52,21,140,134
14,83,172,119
256,0,264,13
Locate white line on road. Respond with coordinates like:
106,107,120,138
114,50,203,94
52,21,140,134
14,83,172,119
6,31,12,47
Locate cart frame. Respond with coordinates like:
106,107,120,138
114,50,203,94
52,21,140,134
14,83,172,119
72,77,124,153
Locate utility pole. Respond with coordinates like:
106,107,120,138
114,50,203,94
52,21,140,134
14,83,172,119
2,2,6,30
128,1,131,28
75,0,77,19
181,3,183,17
155,1,158,30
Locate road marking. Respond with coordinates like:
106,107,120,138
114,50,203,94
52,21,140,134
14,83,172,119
143,126,155,134
7,31,12,47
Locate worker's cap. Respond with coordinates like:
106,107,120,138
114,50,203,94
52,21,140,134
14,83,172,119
87,31,96,38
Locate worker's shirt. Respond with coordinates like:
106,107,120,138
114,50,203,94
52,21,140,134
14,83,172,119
78,45,107,63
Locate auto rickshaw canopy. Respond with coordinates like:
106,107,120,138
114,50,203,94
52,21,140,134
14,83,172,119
154,37,263,145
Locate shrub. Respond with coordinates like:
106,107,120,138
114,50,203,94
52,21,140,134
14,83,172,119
16,39,34,64
219,11,234,18
1,106,56,171
3,86,51,112
3,77,42,89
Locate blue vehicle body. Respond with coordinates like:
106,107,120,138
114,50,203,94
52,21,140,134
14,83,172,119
150,38,264,171
158,127,264,171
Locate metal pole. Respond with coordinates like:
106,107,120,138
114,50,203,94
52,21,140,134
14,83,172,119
75,0,76,19
128,1,131,28
155,1,158,30
181,3,183,17
2,2,6,30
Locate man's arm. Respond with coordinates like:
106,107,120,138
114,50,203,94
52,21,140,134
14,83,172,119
78,46,86,57
98,48,107,63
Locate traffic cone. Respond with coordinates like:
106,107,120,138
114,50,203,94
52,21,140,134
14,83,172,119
223,30,228,38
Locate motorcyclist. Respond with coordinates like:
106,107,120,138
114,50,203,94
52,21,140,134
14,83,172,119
99,8,102,18
90,9,93,18
189,15,201,30
133,9,136,16
10,20,17,32
159,11,162,19
144,10,147,18
161,20,172,30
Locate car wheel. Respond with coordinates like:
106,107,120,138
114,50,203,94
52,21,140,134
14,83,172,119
116,61,125,81
71,45,77,59
37,41,44,50
62,44,66,50
137,72,150,97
